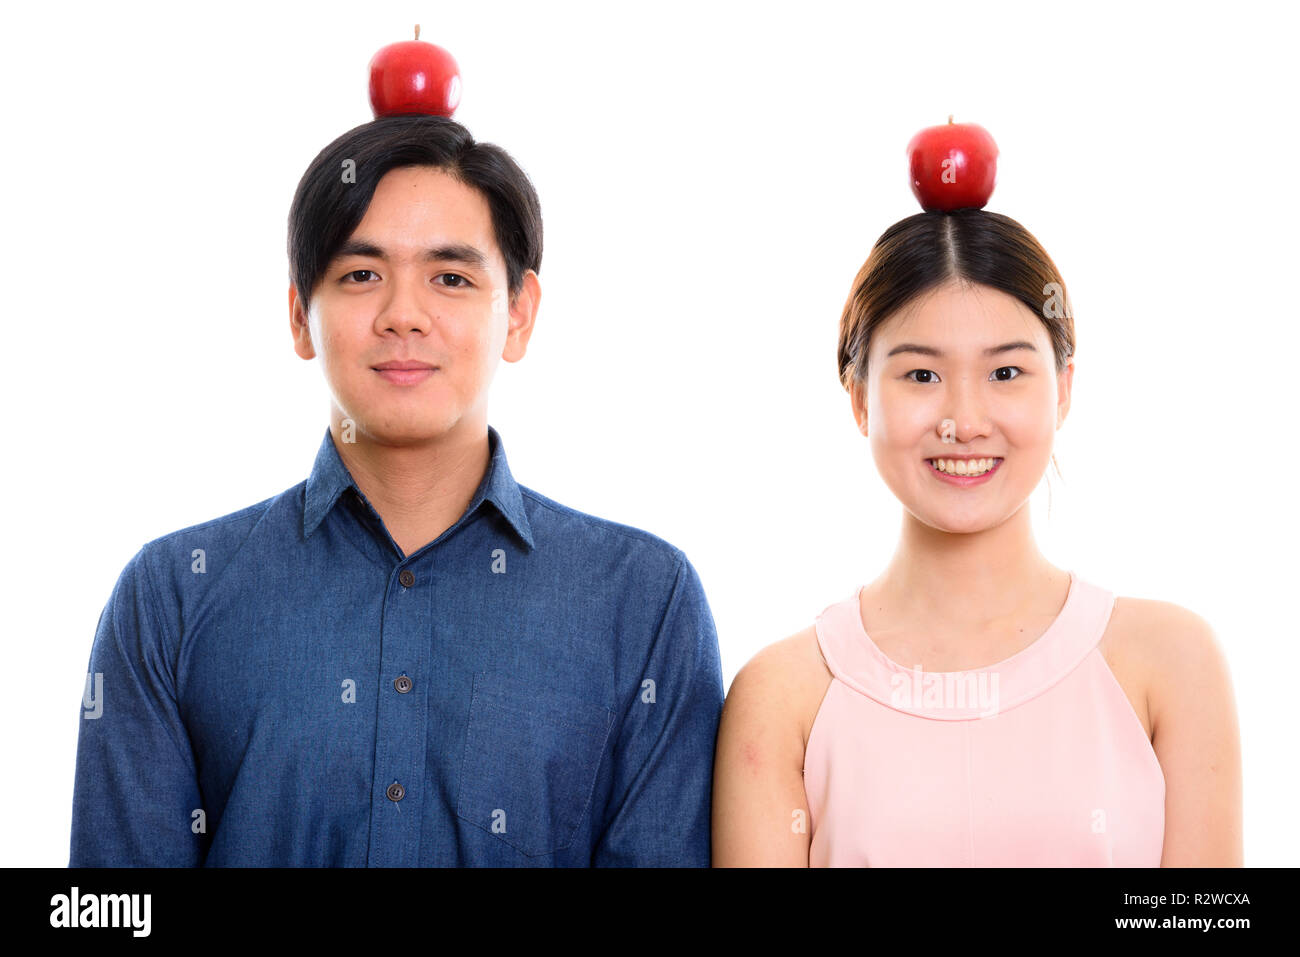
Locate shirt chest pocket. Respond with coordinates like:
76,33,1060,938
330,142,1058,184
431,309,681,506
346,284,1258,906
456,672,616,858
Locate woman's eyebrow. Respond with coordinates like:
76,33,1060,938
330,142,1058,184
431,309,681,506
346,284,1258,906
885,340,1038,359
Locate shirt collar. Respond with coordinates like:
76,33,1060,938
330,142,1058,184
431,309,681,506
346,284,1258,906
302,424,535,551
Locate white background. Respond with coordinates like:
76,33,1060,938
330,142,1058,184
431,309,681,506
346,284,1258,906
2,0,1294,866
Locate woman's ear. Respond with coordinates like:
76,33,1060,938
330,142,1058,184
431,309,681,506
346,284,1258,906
1056,359,1074,428
849,378,868,437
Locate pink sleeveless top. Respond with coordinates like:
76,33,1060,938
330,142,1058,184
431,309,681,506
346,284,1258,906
803,570,1165,866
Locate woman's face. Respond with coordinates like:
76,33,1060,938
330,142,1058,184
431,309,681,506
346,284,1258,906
851,279,1073,533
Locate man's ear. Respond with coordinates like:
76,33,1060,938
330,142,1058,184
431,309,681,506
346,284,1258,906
849,377,868,437
289,284,315,360
502,269,541,363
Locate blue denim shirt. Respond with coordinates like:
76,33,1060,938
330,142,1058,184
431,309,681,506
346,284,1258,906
70,425,724,866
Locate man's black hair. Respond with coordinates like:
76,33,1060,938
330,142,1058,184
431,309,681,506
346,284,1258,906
287,114,542,312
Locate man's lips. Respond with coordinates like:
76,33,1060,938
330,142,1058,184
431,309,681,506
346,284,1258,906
373,360,438,386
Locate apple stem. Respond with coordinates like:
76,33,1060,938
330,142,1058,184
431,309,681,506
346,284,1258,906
414,24,420,40
948,114,954,124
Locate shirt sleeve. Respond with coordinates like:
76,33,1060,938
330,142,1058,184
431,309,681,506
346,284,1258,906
592,550,725,867
69,546,205,866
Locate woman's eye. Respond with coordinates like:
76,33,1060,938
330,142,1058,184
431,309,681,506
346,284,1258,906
342,269,377,283
903,366,1024,383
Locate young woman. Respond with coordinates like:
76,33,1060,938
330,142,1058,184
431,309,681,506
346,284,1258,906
711,209,1242,866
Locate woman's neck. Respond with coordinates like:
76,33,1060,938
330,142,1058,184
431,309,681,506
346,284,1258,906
872,507,1064,630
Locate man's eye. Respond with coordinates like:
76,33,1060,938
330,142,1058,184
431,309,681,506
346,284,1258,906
437,273,470,288
342,269,377,283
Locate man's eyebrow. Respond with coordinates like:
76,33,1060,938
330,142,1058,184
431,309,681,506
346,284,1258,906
885,340,1039,359
332,239,490,270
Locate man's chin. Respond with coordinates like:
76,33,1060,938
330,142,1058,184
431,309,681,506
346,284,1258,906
336,414,468,448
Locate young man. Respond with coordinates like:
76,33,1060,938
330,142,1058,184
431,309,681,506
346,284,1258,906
70,115,724,867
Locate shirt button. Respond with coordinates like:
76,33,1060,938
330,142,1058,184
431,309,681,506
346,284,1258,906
386,782,405,802
398,569,415,587
394,675,413,694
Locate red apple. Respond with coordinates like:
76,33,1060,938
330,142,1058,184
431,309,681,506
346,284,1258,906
369,24,461,118
906,116,999,212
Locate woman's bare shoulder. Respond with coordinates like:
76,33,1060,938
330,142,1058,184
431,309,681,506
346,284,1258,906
1108,596,1230,729
1109,595,1221,663
725,625,835,746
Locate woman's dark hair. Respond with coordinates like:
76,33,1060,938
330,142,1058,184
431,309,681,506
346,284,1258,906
287,114,542,312
837,209,1076,483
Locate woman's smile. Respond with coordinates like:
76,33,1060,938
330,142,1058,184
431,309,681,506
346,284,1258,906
925,456,1004,485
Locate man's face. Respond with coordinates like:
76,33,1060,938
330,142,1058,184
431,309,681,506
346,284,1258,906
290,165,538,446
851,279,1073,534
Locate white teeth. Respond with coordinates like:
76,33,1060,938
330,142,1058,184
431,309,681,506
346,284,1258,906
931,457,997,475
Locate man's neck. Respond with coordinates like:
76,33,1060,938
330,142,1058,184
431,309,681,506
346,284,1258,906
331,417,492,559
